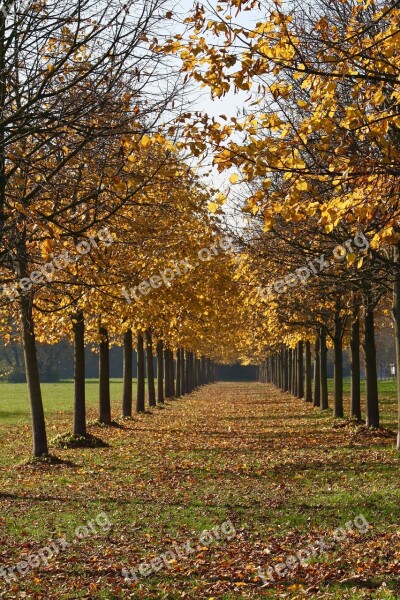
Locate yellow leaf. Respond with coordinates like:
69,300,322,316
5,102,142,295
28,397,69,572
347,253,356,265
263,179,272,189
140,134,151,148
208,201,219,213
229,173,239,184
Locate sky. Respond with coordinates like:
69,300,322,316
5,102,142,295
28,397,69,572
175,0,261,121
168,0,264,226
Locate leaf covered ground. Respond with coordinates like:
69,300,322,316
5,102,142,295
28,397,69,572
0,382,399,599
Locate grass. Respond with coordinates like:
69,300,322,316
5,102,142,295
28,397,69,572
327,376,398,399
0,378,140,425
0,380,399,598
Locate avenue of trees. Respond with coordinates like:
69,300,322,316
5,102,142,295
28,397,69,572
1,0,400,458
160,0,400,448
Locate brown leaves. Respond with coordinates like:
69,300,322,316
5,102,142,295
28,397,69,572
1,383,399,598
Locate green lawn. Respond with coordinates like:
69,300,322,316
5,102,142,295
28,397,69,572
0,379,141,425
327,376,398,399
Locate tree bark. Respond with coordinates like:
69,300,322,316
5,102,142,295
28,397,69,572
313,334,321,407
350,310,361,420
157,340,164,404
320,328,329,410
145,330,156,407
393,243,400,450
169,349,175,397
186,352,192,393
136,332,145,413
164,348,171,398
20,295,49,457
305,340,312,403
122,329,133,417
333,311,344,418
284,348,289,391
99,326,111,424
176,349,181,397
363,299,380,428
297,341,304,398
292,348,297,395
181,348,186,395
73,311,86,435
201,355,206,385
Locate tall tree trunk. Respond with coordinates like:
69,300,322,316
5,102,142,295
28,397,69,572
73,311,86,435
122,329,133,417
313,334,321,407
181,348,186,395
292,348,297,395
20,295,49,457
0,10,5,249
284,348,289,391
305,340,312,403
185,352,191,393
145,330,156,407
164,348,171,398
99,326,111,424
363,298,380,428
333,311,344,418
350,310,361,420
393,243,400,450
297,341,304,398
169,349,175,397
157,340,164,404
277,351,282,389
288,350,292,392
176,349,181,397
320,328,329,410
201,355,206,386
136,332,145,413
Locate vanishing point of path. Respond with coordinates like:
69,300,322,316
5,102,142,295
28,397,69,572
0,382,399,599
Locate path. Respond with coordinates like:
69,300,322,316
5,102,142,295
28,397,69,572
0,382,399,598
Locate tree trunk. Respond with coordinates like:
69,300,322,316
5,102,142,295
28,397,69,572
292,348,297,395
176,349,181,397
73,311,86,435
333,312,344,418
186,352,192,393
164,348,171,398
20,295,49,457
99,326,111,424
313,334,321,407
157,340,164,404
136,332,145,413
181,348,186,395
169,349,175,397
305,340,312,403
297,341,304,398
393,243,400,450
145,330,156,407
350,311,361,420
201,356,206,385
122,329,133,417
320,328,329,410
363,299,380,428
284,348,289,391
